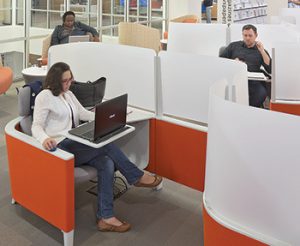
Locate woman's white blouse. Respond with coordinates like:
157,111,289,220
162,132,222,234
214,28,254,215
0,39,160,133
32,89,95,144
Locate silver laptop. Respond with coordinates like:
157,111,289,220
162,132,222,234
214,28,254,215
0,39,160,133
69,35,90,43
68,94,130,144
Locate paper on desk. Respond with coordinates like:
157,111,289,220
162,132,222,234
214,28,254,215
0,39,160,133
247,72,267,80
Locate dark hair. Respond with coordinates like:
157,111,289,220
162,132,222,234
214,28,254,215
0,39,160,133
242,24,257,34
62,11,75,22
43,62,73,96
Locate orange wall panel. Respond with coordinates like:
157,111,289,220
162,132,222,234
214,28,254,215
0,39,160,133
154,119,207,191
270,102,300,116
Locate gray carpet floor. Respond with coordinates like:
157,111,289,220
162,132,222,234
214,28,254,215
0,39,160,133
0,82,204,246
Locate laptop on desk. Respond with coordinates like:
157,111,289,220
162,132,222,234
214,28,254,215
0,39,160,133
69,35,90,43
69,94,131,144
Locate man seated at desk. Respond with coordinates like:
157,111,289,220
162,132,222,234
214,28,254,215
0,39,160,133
220,24,271,108
51,11,100,46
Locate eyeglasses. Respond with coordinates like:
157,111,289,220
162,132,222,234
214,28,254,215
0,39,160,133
62,77,74,84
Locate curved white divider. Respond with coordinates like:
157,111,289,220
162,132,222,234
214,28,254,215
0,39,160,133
230,24,299,55
159,51,248,124
167,23,227,56
273,43,300,101
48,42,156,111
204,79,300,245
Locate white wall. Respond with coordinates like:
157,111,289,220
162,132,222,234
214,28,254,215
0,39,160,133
267,0,288,23
168,0,201,20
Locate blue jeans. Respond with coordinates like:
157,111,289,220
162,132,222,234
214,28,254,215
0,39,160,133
248,80,267,108
206,7,212,23
57,139,144,219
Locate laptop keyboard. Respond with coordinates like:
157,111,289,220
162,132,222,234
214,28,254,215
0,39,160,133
94,126,130,144
82,130,94,139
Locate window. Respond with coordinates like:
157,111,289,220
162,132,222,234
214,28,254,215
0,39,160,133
0,0,12,26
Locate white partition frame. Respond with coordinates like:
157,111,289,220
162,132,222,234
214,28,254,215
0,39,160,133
167,23,228,57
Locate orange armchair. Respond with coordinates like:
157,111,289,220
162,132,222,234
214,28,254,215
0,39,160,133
5,118,76,245
5,86,97,246
0,56,13,95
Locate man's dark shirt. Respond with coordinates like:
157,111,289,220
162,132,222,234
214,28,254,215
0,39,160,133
220,41,271,74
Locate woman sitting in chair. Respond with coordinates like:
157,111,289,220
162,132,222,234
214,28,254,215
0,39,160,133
51,11,100,46
32,62,163,233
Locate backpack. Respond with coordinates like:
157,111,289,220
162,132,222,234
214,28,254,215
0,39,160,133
23,80,43,116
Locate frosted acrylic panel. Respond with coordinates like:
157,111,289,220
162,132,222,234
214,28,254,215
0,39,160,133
159,51,248,124
205,92,300,245
167,23,227,56
230,24,299,55
273,44,300,100
48,43,156,111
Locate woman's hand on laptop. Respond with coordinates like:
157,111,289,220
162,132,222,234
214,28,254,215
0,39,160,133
43,138,57,151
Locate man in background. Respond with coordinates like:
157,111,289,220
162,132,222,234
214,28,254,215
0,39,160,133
220,24,271,108
51,11,99,46
203,0,213,23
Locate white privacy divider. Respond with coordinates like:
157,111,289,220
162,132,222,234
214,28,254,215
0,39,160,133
159,51,248,124
229,24,299,55
205,81,300,245
272,43,300,101
167,23,227,57
48,42,156,111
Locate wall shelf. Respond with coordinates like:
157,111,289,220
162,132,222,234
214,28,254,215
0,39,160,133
234,5,267,11
233,0,267,23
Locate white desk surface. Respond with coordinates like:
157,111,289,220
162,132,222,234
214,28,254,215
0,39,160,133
60,107,154,148
22,66,48,76
126,106,155,123
248,72,268,81
60,125,135,148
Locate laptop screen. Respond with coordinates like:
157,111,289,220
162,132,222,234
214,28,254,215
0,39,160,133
69,35,90,43
94,94,128,139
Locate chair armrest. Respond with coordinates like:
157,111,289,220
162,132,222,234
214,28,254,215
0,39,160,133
5,117,73,160
5,117,75,232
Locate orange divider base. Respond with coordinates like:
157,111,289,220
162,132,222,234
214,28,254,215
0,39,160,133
203,206,267,246
270,101,300,116
6,131,75,232
147,119,207,192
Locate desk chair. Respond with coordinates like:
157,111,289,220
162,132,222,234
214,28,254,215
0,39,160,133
5,85,99,246
6,84,132,245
